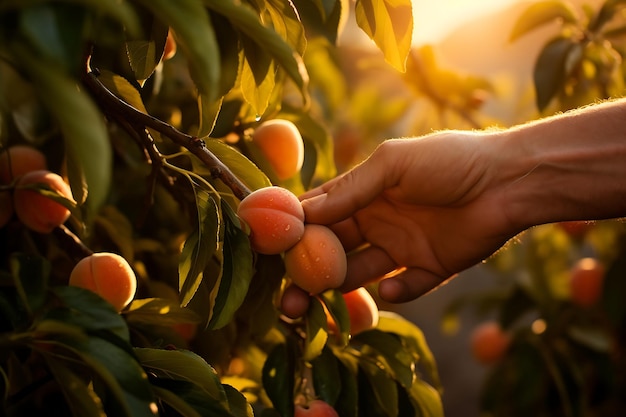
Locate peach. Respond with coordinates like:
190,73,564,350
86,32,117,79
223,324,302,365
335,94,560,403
0,145,47,184
163,29,177,61
69,252,137,312
0,191,13,228
470,321,511,365
237,186,305,255
251,119,304,180
13,170,73,233
569,257,605,308
295,400,339,417
280,283,311,319
284,224,347,295
330,287,379,336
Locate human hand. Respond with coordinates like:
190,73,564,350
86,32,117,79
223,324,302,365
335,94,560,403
300,130,522,303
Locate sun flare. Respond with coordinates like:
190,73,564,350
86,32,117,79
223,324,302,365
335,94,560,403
412,0,524,44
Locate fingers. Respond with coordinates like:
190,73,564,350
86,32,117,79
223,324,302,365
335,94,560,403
378,269,455,303
301,145,394,225
339,245,398,292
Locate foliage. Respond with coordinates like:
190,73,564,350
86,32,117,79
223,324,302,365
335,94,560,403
0,0,442,416
510,0,626,112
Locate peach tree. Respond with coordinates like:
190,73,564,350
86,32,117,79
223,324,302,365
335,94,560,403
0,0,442,416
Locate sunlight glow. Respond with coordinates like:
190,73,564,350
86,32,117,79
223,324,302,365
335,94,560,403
412,0,523,44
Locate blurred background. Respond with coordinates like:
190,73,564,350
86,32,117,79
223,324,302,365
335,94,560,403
330,1,623,416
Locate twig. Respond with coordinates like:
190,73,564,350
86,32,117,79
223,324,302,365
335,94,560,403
53,225,93,260
81,71,252,201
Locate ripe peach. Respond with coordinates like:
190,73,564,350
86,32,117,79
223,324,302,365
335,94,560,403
569,257,605,308
69,252,137,312
251,119,304,180
280,283,311,319
332,287,379,336
295,400,339,417
237,186,305,255
0,191,13,228
0,145,47,184
558,221,592,239
284,224,347,295
13,170,73,233
470,321,511,365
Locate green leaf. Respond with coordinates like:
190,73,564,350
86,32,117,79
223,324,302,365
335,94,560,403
49,286,131,342
9,253,49,316
291,0,350,44
151,386,202,417
331,354,359,417
509,0,579,41
178,184,220,307
223,384,254,417
377,311,441,391
136,348,229,407
205,0,310,106
352,329,415,389
262,341,296,417
45,355,106,417
38,335,157,417
125,14,169,84
191,141,272,191
318,289,349,347
533,37,582,111
134,0,220,102
310,345,342,406
239,36,276,116
207,201,255,329
304,296,329,361
124,298,202,327
354,0,413,72
11,44,112,214
97,70,149,113
408,379,444,417
0,0,140,36
358,359,399,417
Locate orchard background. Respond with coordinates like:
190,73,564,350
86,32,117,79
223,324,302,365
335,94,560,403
1,0,626,416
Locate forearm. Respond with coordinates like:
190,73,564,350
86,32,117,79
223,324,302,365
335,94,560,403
493,99,626,229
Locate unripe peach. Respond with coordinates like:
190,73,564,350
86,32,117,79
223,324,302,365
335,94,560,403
69,252,137,312
295,400,339,417
569,257,605,308
237,186,305,255
14,170,73,233
0,145,47,184
252,119,304,180
0,191,13,228
470,321,511,365
280,283,311,319
284,224,347,295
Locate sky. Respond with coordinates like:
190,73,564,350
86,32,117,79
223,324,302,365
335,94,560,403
412,0,524,44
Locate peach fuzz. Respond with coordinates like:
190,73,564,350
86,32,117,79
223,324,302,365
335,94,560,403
252,119,304,180
237,186,305,255
13,170,73,233
284,224,347,295
69,252,137,312
0,145,47,184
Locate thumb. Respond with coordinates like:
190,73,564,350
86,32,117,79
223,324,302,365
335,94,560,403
301,148,390,225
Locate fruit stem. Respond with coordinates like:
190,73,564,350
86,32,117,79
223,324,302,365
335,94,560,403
81,71,252,201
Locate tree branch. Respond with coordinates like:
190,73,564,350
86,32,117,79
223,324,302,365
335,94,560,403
81,71,252,201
